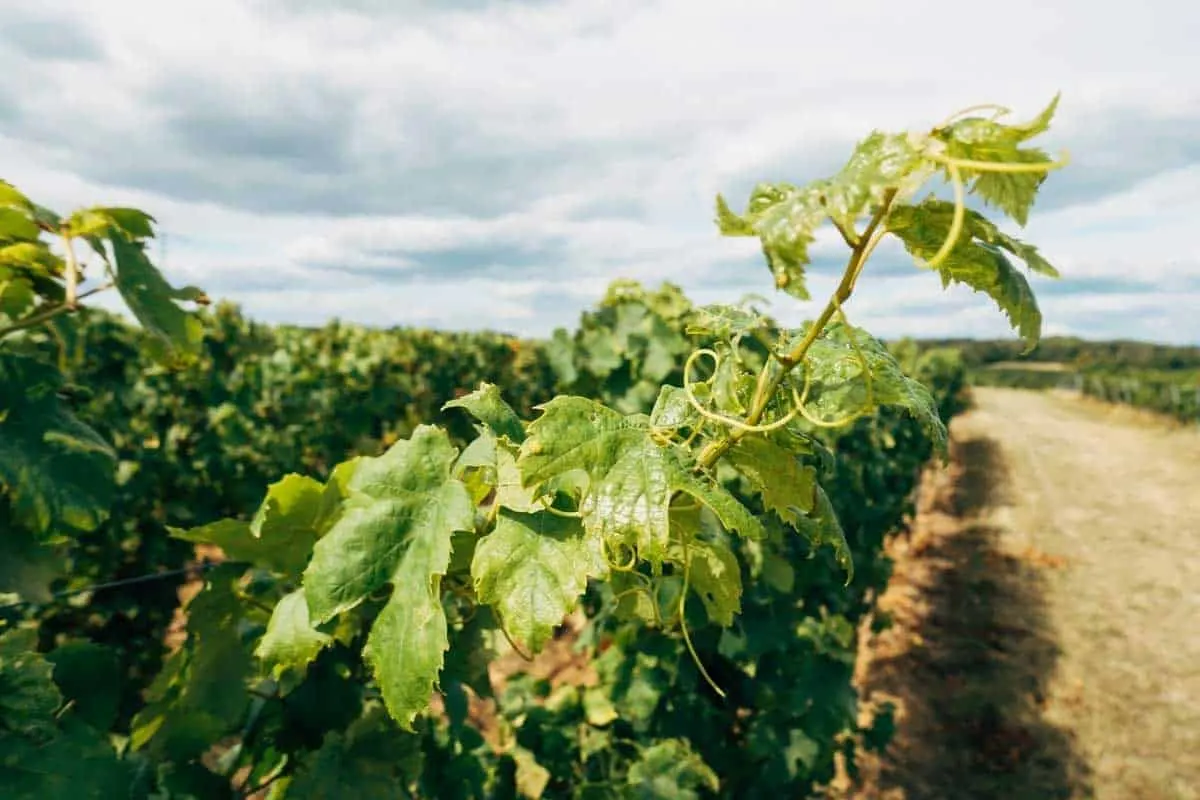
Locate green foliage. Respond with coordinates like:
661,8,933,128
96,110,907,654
932,94,1060,226
472,508,606,651
0,355,115,536
885,199,1053,349
1078,368,1200,422
0,96,1064,798
0,629,135,799
303,426,475,729
519,396,763,568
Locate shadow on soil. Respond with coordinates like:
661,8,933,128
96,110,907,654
861,433,1093,799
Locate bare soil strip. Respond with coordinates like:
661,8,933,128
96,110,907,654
852,388,1200,800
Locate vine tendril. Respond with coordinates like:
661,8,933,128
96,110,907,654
683,349,801,434
677,535,726,699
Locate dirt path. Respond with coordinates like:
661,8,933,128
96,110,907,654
852,388,1200,800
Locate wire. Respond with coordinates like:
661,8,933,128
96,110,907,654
0,558,251,612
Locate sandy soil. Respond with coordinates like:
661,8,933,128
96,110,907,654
851,388,1200,800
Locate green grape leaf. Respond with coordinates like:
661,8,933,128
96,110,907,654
710,344,755,415
0,523,68,604
0,715,134,800
761,552,795,594
170,473,325,576
130,566,256,760
472,508,608,651
968,213,1060,278
673,534,742,626
0,181,34,212
791,484,853,582
316,457,361,534
544,327,578,386
935,94,1061,226
579,325,623,377
0,209,40,242
649,385,696,430
0,355,116,535
1005,92,1061,140
286,707,423,798
717,130,929,299
256,588,332,679
45,642,122,731
519,397,762,568
302,425,474,729
685,303,772,341
27,204,60,231
886,198,1046,350
108,233,207,360
0,628,62,738
443,382,526,444
819,131,926,230
453,429,501,506
725,437,817,525
626,738,720,799
0,271,35,319
510,747,552,798
454,427,540,512
968,149,1053,227
715,183,824,299
66,207,156,240
794,321,948,454
0,241,65,277
493,445,541,512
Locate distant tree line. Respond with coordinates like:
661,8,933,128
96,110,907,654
910,336,1200,371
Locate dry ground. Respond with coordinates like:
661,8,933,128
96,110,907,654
851,388,1200,800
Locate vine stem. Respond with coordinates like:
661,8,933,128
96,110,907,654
0,280,114,340
63,234,80,308
694,188,898,471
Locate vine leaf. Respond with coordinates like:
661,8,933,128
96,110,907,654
108,233,208,362
130,565,257,761
170,473,326,577
443,382,526,444
795,321,949,454
454,428,540,512
0,210,40,242
725,438,818,526
649,385,697,430
791,485,853,583
0,628,62,738
519,397,763,568
672,532,742,626
934,93,1061,225
45,642,122,731
65,207,156,240
886,198,1051,350
0,355,115,536
715,131,924,298
286,707,424,797
256,589,332,679
0,632,132,798
969,213,1060,278
626,738,720,798
715,184,825,299
472,508,608,651
301,425,474,729
685,303,772,342
819,131,927,229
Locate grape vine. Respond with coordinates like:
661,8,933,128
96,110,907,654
0,95,1067,797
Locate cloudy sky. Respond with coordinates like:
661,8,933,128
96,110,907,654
2,0,1197,343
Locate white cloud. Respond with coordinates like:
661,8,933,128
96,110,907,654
2,0,1198,343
